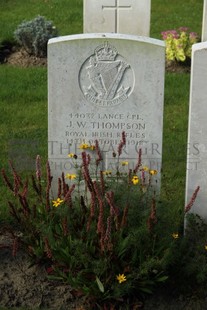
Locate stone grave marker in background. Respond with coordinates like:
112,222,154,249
84,0,151,36
48,33,165,195
202,0,207,41
185,42,207,220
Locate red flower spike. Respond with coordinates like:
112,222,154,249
134,148,142,174
44,237,52,259
185,186,200,213
147,198,157,233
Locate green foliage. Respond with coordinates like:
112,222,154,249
2,135,169,307
14,15,57,57
5,153,207,303
160,213,207,293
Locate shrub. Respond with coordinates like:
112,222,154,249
2,131,205,307
14,15,57,57
162,213,207,293
1,132,168,307
161,27,199,63
3,134,204,307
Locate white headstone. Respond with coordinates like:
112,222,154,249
202,0,207,41
185,42,207,219
83,0,151,36
48,33,165,194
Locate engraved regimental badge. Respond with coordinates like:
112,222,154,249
79,41,134,107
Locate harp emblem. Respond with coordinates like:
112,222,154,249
79,42,134,107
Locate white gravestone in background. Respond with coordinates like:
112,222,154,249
48,33,165,194
185,42,207,220
84,0,151,36
202,0,207,41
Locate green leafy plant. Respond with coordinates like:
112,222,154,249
14,15,57,57
161,211,207,294
157,185,207,294
1,133,171,307
161,27,199,63
2,132,204,307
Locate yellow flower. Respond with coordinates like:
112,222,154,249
65,173,76,180
102,170,112,176
116,274,127,284
132,176,139,185
79,143,90,149
204,245,207,251
142,166,149,171
172,233,179,239
90,145,96,150
121,161,128,166
68,153,77,159
52,198,64,207
149,169,158,175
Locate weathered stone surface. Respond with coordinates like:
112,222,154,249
83,0,151,36
202,0,207,41
48,33,165,194
185,42,207,219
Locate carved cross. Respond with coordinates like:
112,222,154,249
102,0,132,33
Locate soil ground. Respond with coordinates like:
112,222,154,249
0,227,87,309
1,226,207,309
6,48,47,68
0,43,47,67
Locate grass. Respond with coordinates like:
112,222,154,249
151,0,203,39
0,0,203,41
0,0,83,42
0,66,47,219
0,66,47,146
0,0,203,223
162,73,190,212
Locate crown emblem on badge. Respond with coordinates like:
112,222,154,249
79,41,133,107
95,42,117,61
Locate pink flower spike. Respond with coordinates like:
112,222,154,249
185,186,200,213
